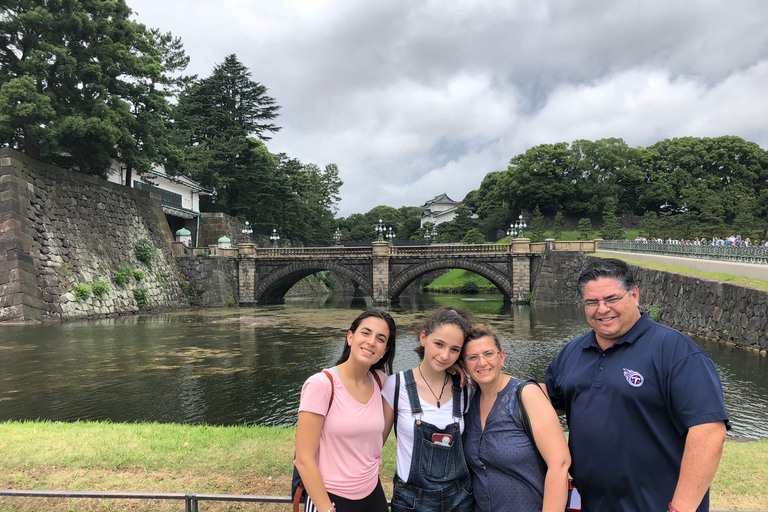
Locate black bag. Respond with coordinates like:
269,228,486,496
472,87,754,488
292,370,383,512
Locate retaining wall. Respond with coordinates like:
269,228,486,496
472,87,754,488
532,252,768,352
0,148,186,321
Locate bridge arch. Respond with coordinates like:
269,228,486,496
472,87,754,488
388,259,515,303
255,261,373,304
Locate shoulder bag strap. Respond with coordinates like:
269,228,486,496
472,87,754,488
321,370,335,412
393,372,400,438
517,379,547,473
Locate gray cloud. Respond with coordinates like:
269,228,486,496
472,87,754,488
129,0,768,216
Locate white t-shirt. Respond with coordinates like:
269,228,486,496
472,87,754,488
381,371,470,482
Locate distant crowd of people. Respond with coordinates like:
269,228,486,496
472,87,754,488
632,235,767,247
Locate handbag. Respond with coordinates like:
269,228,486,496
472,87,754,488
516,379,581,511
292,369,383,512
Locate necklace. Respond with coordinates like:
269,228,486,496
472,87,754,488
418,365,450,408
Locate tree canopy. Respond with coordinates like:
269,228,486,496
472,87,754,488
0,0,188,177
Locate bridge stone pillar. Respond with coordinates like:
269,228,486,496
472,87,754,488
511,238,531,302
371,241,390,303
238,258,257,305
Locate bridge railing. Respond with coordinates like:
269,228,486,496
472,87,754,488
245,246,374,259
389,243,512,256
599,240,768,265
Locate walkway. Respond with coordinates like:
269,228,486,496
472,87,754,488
597,250,768,281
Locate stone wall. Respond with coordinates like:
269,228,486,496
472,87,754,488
532,252,768,352
177,256,238,307
0,148,186,322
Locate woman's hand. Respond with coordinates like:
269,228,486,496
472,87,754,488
446,361,469,387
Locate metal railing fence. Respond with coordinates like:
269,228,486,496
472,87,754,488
0,489,292,511
598,240,768,265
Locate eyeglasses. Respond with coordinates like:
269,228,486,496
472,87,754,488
582,290,629,309
464,350,501,364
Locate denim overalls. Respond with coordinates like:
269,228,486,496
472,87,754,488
390,370,473,512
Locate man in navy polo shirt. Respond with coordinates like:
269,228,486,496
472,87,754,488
545,258,729,512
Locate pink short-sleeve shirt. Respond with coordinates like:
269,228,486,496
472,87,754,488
299,368,386,499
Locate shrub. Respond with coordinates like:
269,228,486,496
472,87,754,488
133,270,145,281
74,284,92,302
226,295,236,307
114,263,132,285
155,272,166,285
461,228,486,245
316,271,336,290
421,278,432,289
133,287,149,309
649,306,663,322
134,239,156,264
92,280,109,296
196,251,208,258
179,280,192,295
460,281,479,294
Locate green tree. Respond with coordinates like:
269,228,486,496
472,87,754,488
461,228,486,244
397,206,423,241
552,211,565,240
529,205,546,242
282,161,343,245
0,0,187,177
498,142,575,216
577,218,594,240
599,198,624,240
437,205,476,242
174,54,281,214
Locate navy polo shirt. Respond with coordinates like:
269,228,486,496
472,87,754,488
546,313,730,512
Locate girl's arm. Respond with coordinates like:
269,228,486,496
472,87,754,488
522,384,571,512
295,411,334,512
382,399,395,444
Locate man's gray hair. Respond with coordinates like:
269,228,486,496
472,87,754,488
577,258,637,298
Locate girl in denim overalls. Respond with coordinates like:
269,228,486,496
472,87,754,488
382,306,473,512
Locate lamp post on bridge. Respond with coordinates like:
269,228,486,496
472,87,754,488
431,227,437,244
334,227,342,245
375,219,386,242
386,227,395,245
241,221,253,242
507,223,516,241
514,214,527,239
270,228,280,247
424,227,431,244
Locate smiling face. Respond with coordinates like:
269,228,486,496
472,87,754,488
463,335,505,388
420,324,465,374
346,316,390,368
582,277,641,349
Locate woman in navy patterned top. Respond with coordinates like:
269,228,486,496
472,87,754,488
462,325,570,512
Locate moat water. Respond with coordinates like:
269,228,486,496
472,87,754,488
1,293,766,438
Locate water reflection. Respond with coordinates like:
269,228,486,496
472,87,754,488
0,295,765,438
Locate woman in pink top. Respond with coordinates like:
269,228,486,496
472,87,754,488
295,310,397,512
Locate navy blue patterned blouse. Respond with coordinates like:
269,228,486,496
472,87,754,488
463,378,545,512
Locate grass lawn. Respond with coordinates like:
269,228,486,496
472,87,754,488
0,421,765,511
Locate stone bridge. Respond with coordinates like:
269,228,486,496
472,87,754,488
211,239,598,305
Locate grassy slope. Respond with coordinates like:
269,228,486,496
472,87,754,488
0,421,765,511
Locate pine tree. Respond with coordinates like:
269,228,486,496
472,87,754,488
577,218,594,240
174,54,281,214
599,198,624,240
529,205,546,242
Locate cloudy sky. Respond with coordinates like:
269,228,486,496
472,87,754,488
128,0,768,217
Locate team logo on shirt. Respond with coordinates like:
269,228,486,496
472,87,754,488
623,368,644,387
